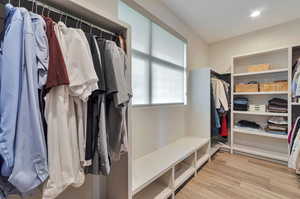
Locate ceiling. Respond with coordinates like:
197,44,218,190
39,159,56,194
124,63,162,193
161,0,300,43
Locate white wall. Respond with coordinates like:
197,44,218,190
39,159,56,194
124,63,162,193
126,0,209,159
209,18,300,73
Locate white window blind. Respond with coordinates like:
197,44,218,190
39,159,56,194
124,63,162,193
119,1,187,105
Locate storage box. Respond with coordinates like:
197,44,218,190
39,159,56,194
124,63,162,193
274,81,288,91
249,105,266,112
247,64,270,72
235,83,259,92
260,81,288,92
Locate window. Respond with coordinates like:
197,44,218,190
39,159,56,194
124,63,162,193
118,1,187,105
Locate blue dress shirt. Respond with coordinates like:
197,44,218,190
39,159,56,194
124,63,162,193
7,8,49,193
0,4,23,177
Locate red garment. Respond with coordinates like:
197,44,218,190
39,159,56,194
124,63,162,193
43,17,70,89
220,115,228,137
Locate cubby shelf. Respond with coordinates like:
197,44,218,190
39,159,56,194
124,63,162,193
174,164,195,189
196,154,210,169
133,182,172,199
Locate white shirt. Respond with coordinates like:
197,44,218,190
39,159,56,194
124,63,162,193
43,22,98,199
211,78,229,111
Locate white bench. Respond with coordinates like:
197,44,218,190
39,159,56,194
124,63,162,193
133,137,210,199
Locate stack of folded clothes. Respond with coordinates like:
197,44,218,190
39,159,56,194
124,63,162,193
266,117,288,135
267,98,288,113
234,97,249,111
236,120,261,129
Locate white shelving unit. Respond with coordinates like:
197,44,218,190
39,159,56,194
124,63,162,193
231,47,290,162
132,137,210,198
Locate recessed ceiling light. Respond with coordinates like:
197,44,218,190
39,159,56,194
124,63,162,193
250,10,261,18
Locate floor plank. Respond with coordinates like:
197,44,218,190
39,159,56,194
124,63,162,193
176,152,300,199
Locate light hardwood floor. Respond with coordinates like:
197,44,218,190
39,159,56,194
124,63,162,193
176,152,300,199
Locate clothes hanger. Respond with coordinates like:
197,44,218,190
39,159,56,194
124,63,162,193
65,15,68,25
35,1,38,14
47,6,51,17
41,4,45,16
59,13,63,22
89,24,93,34
31,0,35,12
76,18,79,28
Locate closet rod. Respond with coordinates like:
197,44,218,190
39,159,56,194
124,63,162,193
1,0,118,36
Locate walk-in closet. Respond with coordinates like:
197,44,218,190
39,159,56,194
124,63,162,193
1,0,300,199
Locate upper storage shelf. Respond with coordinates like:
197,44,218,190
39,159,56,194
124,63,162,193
233,48,289,74
233,68,288,77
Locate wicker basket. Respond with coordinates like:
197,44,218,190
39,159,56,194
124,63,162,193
260,81,288,92
248,64,270,72
235,83,259,92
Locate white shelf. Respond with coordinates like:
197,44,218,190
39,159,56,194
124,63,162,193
234,144,288,162
174,165,195,189
133,182,172,199
196,154,210,169
231,48,290,165
233,127,287,139
132,137,209,195
233,91,288,95
233,111,288,117
233,68,288,77
292,102,300,105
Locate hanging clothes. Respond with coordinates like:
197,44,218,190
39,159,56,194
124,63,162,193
211,76,230,139
292,58,300,100
0,5,49,196
288,118,300,174
220,115,228,137
0,5,26,198
0,3,23,178
289,126,300,170
288,117,300,145
211,78,229,111
104,40,132,161
84,34,111,175
9,9,49,193
41,17,71,199
289,118,300,154
43,22,98,199
211,83,221,137
0,2,131,198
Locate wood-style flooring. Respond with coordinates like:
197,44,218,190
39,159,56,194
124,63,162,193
176,152,300,199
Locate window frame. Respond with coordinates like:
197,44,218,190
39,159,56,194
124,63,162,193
119,0,188,107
